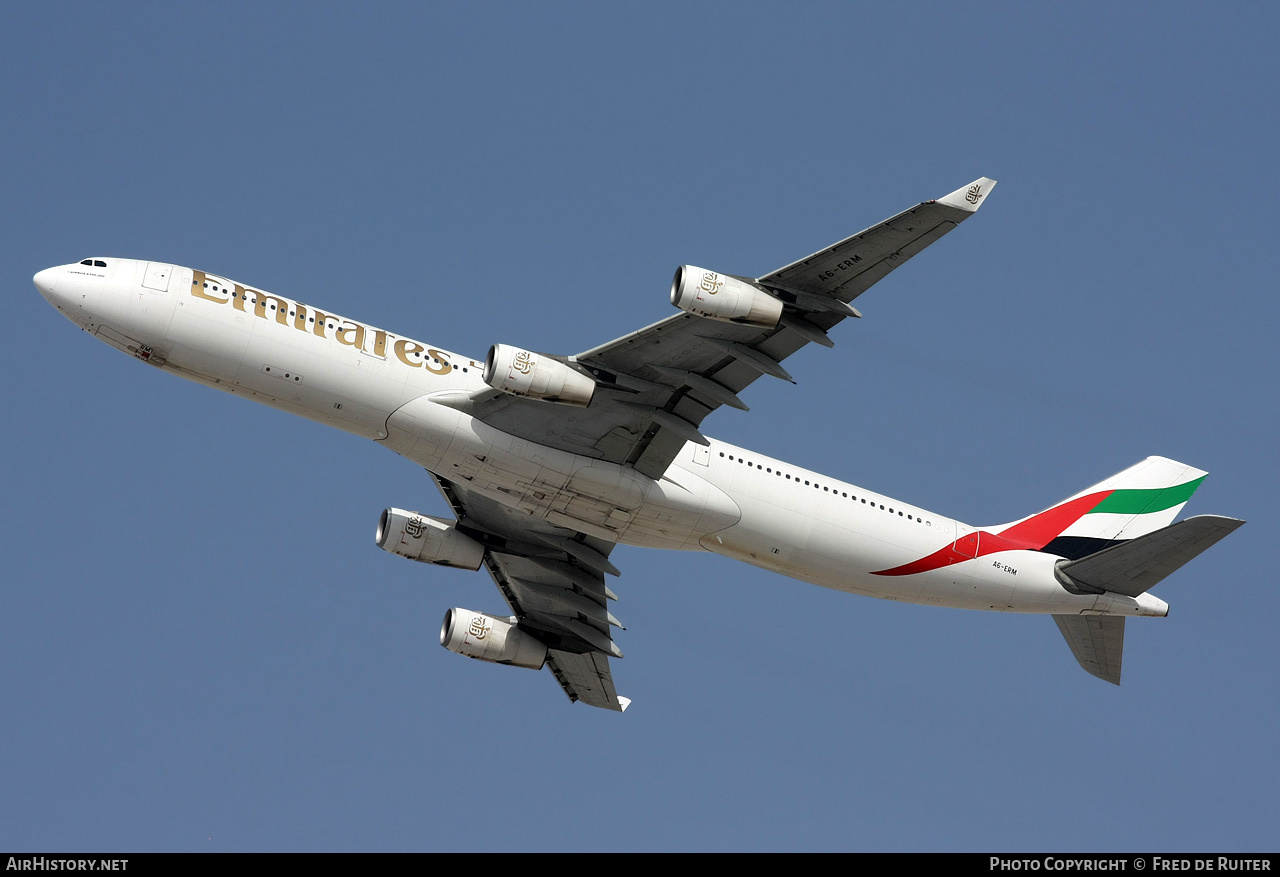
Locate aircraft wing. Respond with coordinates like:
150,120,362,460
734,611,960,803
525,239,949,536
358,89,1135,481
427,178,995,710
433,475,629,711
470,178,997,479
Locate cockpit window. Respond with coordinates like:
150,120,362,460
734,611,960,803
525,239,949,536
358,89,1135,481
93,260,107,268
80,259,93,266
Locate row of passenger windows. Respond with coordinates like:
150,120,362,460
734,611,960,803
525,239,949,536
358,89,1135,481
719,451,933,527
79,259,107,267
200,279,346,328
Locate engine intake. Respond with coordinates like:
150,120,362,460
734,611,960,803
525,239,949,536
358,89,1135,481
376,509,485,570
483,344,595,407
670,265,782,328
440,608,548,670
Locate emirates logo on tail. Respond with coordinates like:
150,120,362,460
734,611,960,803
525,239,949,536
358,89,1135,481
965,185,983,205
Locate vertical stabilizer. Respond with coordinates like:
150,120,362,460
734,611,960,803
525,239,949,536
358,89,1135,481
993,457,1208,560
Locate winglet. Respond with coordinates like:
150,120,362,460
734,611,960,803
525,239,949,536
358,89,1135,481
937,177,997,213
617,696,631,712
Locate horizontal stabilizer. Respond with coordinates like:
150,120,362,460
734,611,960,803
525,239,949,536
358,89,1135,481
1053,615,1125,685
1058,515,1244,598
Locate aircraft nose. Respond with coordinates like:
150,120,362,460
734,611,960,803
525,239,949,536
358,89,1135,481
33,266,60,301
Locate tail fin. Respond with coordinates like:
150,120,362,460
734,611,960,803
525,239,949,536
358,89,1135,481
992,456,1208,560
1009,459,1241,687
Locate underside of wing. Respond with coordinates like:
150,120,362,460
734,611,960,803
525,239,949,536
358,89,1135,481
760,177,996,301
546,650,628,713
433,475,630,711
461,178,996,480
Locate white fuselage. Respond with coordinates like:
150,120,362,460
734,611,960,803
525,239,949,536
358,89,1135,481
35,258,1166,619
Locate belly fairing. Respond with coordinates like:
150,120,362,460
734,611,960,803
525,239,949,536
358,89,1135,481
382,399,740,549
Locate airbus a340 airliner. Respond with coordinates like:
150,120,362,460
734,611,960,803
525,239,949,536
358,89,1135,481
35,178,1242,710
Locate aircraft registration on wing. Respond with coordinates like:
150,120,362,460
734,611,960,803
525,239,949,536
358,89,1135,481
34,179,1243,711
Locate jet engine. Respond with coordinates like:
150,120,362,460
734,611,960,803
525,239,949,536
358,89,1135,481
440,608,548,670
376,508,485,570
483,344,595,407
670,265,783,328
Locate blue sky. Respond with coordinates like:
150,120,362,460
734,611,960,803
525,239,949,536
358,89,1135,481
3,2,1277,852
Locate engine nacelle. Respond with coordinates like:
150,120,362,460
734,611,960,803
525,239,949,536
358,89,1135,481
440,608,548,670
670,265,783,328
483,344,595,407
376,509,485,570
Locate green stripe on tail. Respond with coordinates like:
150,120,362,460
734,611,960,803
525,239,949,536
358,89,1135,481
1091,476,1206,515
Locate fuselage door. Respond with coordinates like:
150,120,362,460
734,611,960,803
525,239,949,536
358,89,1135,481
142,262,173,292
952,527,980,559
692,444,710,466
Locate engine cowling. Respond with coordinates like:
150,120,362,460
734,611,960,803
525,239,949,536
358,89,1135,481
440,608,548,670
483,344,595,407
670,265,783,328
376,509,485,570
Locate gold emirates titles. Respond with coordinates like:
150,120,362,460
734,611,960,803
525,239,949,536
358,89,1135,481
189,270,456,373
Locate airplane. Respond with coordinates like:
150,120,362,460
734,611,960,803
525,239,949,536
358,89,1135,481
33,177,1243,711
